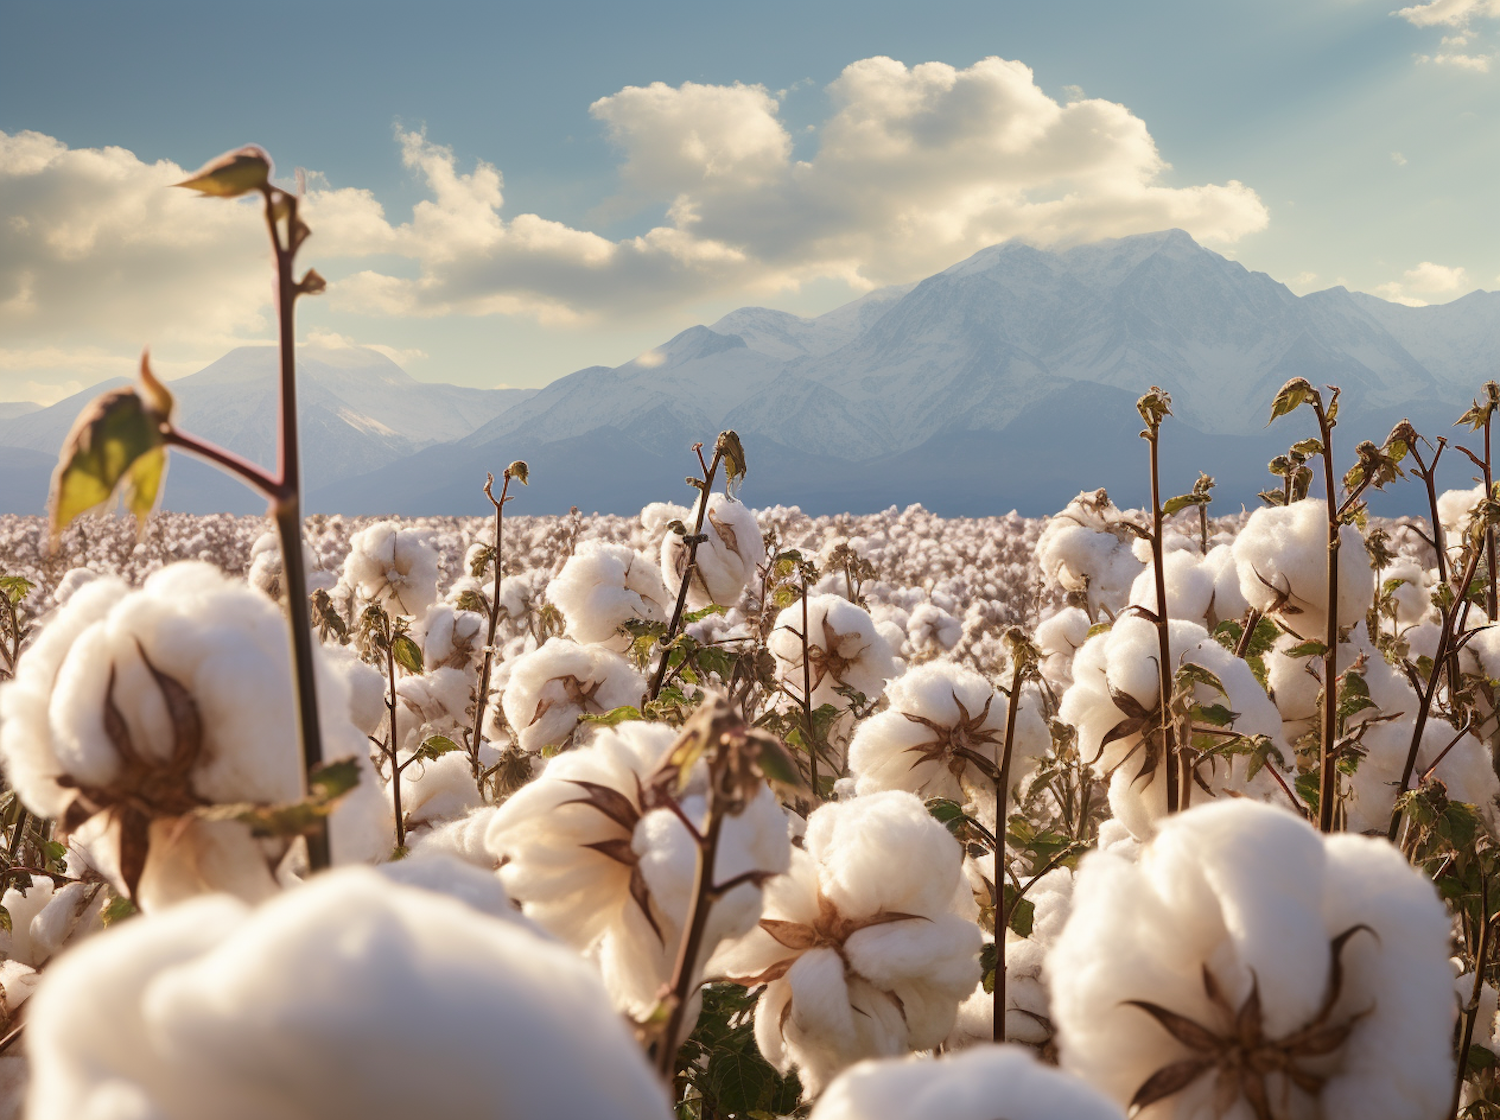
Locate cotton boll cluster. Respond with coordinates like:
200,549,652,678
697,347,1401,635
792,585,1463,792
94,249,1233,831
341,521,440,617
486,721,791,1020
807,1047,1125,1120
1049,800,1455,1120
1232,500,1373,637
1127,545,1247,630
1034,490,1145,620
847,661,1047,831
23,867,673,1120
0,562,389,910
0,875,106,1029
1058,616,1294,839
488,637,644,754
550,540,671,652
660,493,765,609
711,791,982,1097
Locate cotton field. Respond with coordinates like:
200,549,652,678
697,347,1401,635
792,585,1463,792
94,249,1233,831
0,417,1494,1120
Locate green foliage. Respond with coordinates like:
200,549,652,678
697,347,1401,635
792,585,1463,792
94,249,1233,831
676,986,801,1119
391,634,424,674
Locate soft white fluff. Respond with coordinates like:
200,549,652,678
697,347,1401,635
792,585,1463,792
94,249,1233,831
808,1047,1125,1120
1036,607,1092,690
23,868,672,1120
493,637,644,754
0,562,389,910
416,602,485,671
1058,615,1295,839
1232,500,1373,638
709,791,982,1097
549,540,671,652
341,521,440,617
660,493,765,609
847,661,1047,831
486,722,791,1018
1035,491,1145,619
1128,546,1248,630
769,594,900,708
1048,800,1455,1120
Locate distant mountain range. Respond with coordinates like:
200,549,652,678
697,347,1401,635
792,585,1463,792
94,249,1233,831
4,229,1498,517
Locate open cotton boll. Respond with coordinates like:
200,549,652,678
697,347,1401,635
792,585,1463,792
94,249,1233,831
487,722,790,1020
847,661,1047,832
394,741,499,837
322,645,388,738
24,868,673,1120
341,521,439,618
808,1047,1125,1120
1057,616,1294,840
906,602,962,656
0,561,389,910
495,637,644,754
1034,490,1145,620
375,852,520,922
1381,558,1434,628
1128,550,1215,625
49,567,98,608
1344,716,1500,836
1232,500,1373,637
549,540,670,652
709,791,982,1097
1439,485,1486,567
246,531,332,603
393,666,475,748
1201,544,1250,627
660,493,766,609
1048,800,1454,1120
769,594,900,709
416,603,485,671
1036,607,1091,690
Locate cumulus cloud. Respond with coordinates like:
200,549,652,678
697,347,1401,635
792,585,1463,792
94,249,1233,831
1374,260,1473,306
1,56,1269,391
1396,0,1500,27
1417,49,1493,68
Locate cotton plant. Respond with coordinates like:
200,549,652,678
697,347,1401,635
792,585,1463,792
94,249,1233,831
341,521,440,618
23,867,674,1120
806,1047,1125,1120
1057,615,1295,840
486,636,645,755
0,562,390,911
549,540,671,652
768,593,900,710
660,492,766,609
485,719,792,1022
1034,489,1146,620
846,660,1047,832
1232,499,1373,640
0,873,106,1029
1126,547,1247,631
1048,800,1455,1120
246,529,334,604
710,791,982,1097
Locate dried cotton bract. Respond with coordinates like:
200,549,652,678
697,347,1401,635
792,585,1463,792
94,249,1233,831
0,562,388,910
807,1047,1125,1120
549,540,671,652
341,521,440,617
24,868,672,1120
710,790,982,1097
660,493,765,608
1048,800,1455,1120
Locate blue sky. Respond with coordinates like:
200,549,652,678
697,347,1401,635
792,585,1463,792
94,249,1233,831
2,0,1497,401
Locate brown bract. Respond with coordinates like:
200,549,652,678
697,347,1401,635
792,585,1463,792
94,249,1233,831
900,690,1003,782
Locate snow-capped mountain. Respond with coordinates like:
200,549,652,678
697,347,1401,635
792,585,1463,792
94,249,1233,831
313,230,1499,516
0,345,534,514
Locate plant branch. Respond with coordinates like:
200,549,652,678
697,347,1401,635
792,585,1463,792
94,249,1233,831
993,653,1024,1043
649,444,724,701
468,471,512,789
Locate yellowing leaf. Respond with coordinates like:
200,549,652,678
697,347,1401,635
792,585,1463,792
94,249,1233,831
174,145,272,197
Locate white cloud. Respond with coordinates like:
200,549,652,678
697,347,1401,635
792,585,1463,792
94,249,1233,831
18,379,83,406
1374,282,1429,306
1416,50,1493,68
1391,150,1409,165
1395,0,1500,27
302,328,428,367
0,56,1269,389
1405,260,1469,291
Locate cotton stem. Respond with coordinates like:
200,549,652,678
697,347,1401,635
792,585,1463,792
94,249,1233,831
992,654,1024,1043
1146,430,1179,814
1315,401,1340,833
648,446,724,701
468,472,512,790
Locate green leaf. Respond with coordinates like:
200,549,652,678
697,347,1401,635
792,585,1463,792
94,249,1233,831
412,734,461,762
1175,663,1228,698
1295,771,1321,816
196,757,362,840
49,357,175,542
716,430,748,486
0,905,11,935
1268,377,1314,423
980,941,998,994
1162,492,1208,516
581,704,644,727
1086,621,1113,639
0,576,34,606
1001,883,1035,938
391,634,424,674
684,603,729,624
1285,640,1329,660
173,145,272,197
506,459,529,485
1191,702,1237,727
100,894,136,928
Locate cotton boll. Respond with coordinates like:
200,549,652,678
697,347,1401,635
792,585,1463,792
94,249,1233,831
494,637,644,754
847,661,1047,832
906,603,962,657
247,532,331,604
24,869,673,1120
1048,800,1455,1120
49,567,98,608
1034,491,1145,620
550,540,670,652
375,853,519,922
1440,486,1485,568
1202,544,1250,628
660,494,766,609
1058,616,1294,840
393,666,475,748
322,645,388,738
1128,550,1215,626
341,522,439,617
769,594,900,709
1382,558,1434,628
1233,500,1373,637
394,741,500,837
487,722,790,1020
1345,717,1500,836
1036,607,1091,691
709,791,982,1097
406,806,501,871
415,603,485,672
808,1047,1125,1120
0,562,389,909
